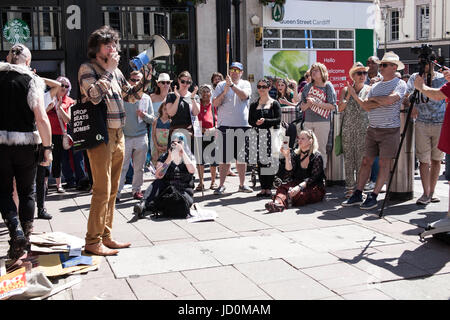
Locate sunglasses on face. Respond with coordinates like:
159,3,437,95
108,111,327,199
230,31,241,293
61,84,70,89
159,81,171,85
129,78,140,83
380,63,394,68
229,68,241,73
257,85,269,89
179,79,192,85
355,71,368,76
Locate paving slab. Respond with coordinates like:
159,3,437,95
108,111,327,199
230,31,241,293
71,277,136,300
107,243,222,278
284,224,404,253
182,266,267,300
234,259,307,284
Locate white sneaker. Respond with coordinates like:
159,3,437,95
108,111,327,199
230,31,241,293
364,181,376,191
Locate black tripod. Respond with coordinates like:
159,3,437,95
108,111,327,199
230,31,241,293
379,88,425,218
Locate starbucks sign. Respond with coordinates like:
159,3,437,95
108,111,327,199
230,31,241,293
272,3,284,22
3,19,31,45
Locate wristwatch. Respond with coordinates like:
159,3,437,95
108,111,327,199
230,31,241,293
43,144,54,151
230,83,234,88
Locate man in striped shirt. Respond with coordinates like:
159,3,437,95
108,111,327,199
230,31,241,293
343,52,407,210
78,26,151,256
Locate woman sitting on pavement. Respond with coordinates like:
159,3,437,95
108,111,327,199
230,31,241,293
265,129,326,213
134,132,196,218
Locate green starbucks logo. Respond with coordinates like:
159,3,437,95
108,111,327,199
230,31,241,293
3,19,31,45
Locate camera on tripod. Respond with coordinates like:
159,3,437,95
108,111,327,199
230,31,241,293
411,44,435,76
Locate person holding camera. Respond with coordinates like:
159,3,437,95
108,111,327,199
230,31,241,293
134,132,196,218
264,130,325,213
0,44,53,259
343,52,407,210
166,71,200,144
78,25,151,256
406,62,447,205
414,68,450,221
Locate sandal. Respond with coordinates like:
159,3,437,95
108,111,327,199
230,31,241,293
265,201,285,213
195,184,205,192
210,182,218,190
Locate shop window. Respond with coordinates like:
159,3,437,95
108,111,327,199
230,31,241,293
417,4,430,40
173,43,189,74
390,9,399,41
282,29,306,38
311,30,336,39
312,40,336,49
263,39,280,49
264,28,280,38
282,40,306,49
1,6,61,51
339,30,353,39
171,12,188,40
154,14,167,37
339,40,353,49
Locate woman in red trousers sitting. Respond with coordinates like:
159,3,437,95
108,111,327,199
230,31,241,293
265,129,326,213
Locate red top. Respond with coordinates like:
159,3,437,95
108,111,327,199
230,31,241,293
198,102,217,129
438,82,450,154
47,95,75,135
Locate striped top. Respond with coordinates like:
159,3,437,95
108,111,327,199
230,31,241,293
367,77,406,128
78,61,150,129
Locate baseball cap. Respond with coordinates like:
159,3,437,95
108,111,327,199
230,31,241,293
230,62,244,71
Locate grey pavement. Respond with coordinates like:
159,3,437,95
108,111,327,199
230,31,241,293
1,166,450,300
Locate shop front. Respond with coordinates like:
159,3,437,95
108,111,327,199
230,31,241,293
262,0,376,99
0,0,197,98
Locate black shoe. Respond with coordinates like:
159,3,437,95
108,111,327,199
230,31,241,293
37,208,52,220
64,181,77,189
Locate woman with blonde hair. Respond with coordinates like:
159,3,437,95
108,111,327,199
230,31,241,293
265,130,326,212
300,62,337,170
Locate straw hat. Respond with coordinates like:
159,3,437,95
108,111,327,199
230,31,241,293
377,51,405,71
157,73,172,82
349,62,369,79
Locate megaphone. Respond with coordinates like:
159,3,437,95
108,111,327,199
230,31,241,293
129,34,171,71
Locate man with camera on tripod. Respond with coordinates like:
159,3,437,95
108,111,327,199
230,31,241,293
342,52,407,210
406,61,447,205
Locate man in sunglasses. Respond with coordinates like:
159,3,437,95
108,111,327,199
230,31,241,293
406,61,447,205
343,51,407,210
116,70,155,203
365,56,382,86
212,62,253,195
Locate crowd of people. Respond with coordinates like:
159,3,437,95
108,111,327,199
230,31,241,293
1,25,450,260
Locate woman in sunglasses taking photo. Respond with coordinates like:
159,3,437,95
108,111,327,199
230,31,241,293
166,71,200,145
338,62,371,199
248,79,281,197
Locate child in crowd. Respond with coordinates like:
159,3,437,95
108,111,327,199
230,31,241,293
151,102,171,166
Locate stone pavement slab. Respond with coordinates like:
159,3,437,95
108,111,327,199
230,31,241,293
107,242,222,278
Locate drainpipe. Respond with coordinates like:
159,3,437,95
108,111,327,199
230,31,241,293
232,0,241,62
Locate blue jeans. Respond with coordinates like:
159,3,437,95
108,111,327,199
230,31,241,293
370,156,379,183
61,148,86,184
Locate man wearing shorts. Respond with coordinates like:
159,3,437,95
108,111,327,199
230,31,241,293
415,68,450,224
343,52,407,209
212,62,253,195
406,63,446,205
